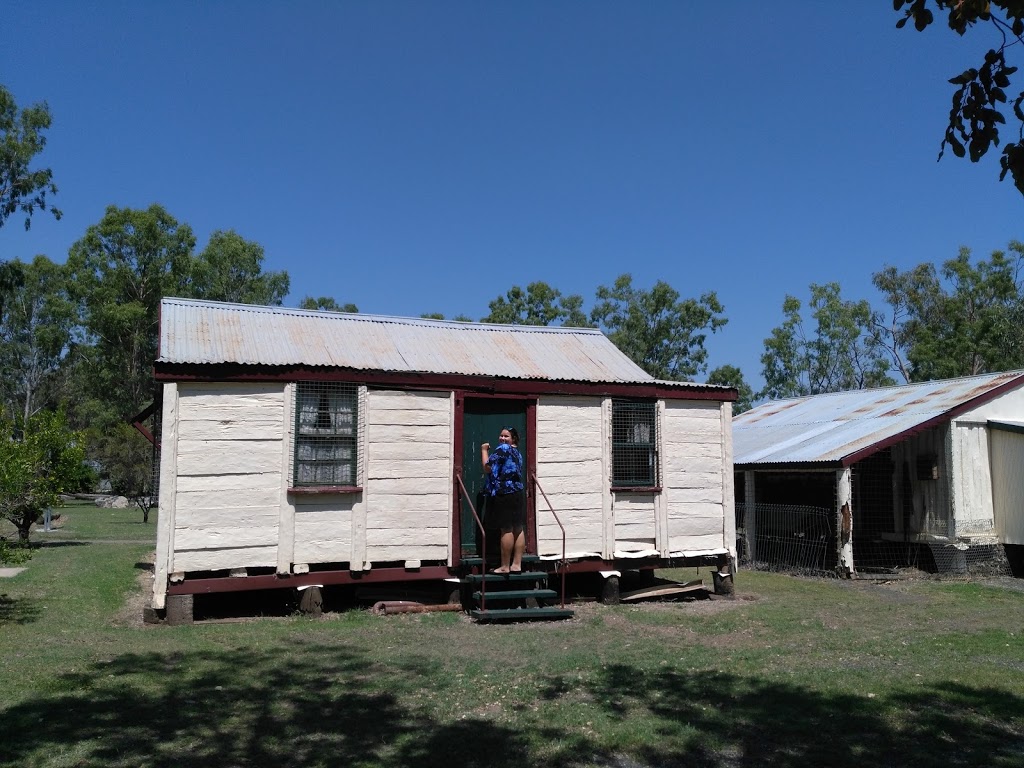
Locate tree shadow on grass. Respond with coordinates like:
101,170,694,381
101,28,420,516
2,643,1022,768
540,664,1024,768
0,593,41,625
0,643,560,768
34,540,89,548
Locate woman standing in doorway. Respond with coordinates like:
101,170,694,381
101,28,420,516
480,427,526,574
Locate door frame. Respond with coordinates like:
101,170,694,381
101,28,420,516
452,391,537,563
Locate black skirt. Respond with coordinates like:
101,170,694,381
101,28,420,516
488,490,526,530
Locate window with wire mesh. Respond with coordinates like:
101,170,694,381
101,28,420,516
293,382,359,487
611,399,659,487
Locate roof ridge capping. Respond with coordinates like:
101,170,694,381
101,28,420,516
160,296,606,334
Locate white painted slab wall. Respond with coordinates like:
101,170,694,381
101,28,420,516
953,385,1024,540
362,389,453,563
957,383,1024,422
991,428,1024,545
612,493,657,551
950,422,996,537
663,401,728,553
535,396,605,556
172,383,286,571
160,381,733,584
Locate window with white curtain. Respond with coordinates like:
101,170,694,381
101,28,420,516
293,382,359,486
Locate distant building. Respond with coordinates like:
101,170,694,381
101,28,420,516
733,372,1024,577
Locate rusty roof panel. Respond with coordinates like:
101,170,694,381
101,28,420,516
159,298,711,386
733,371,1024,465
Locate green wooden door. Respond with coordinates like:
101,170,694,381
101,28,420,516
459,399,528,557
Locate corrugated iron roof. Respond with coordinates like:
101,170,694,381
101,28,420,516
733,371,1024,466
158,297,683,385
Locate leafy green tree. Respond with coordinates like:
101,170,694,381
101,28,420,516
0,84,61,230
872,242,1024,380
0,255,75,423
760,282,894,400
0,259,25,319
895,1,1024,195
299,296,358,313
0,410,85,542
590,274,726,380
95,423,157,523
65,205,196,424
707,364,755,415
189,230,289,306
481,282,591,326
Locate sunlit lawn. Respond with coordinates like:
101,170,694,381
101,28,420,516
1,504,1023,767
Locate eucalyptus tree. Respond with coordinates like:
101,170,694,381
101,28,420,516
0,255,75,423
482,281,591,327
707,364,755,415
65,204,196,424
299,296,358,312
591,274,727,381
872,242,1024,381
190,229,289,306
760,282,893,401
0,84,60,230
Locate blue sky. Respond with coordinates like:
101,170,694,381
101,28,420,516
2,2,1022,391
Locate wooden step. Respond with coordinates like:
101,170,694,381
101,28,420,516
462,571,547,584
470,607,574,622
460,555,540,567
472,589,558,602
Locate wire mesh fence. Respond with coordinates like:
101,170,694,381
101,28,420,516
736,451,1011,581
736,502,838,577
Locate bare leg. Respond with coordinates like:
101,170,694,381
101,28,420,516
494,528,513,573
510,526,525,572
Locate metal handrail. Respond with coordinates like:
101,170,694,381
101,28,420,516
531,474,567,609
455,473,487,610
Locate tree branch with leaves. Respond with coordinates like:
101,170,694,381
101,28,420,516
896,0,1024,194
0,84,61,230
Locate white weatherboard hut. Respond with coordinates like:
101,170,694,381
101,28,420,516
151,298,737,617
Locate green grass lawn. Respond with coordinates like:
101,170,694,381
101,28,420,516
2,508,1023,767
0,499,157,544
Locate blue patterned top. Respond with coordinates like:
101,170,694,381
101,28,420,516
486,443,524,497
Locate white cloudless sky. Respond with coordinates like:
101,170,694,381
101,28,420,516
2,2,1021,390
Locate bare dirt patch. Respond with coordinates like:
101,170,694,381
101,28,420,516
113,549,155,628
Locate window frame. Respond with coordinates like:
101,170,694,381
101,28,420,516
610,398,661,492
288,381,363,494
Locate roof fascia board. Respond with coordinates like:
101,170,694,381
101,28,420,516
153,364,735,401
735,461,843,472
840,374,1024,466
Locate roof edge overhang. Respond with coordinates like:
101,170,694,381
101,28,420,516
152,363,736,401
735,460,843,472
839,373,1024,466
988,419,1024,435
